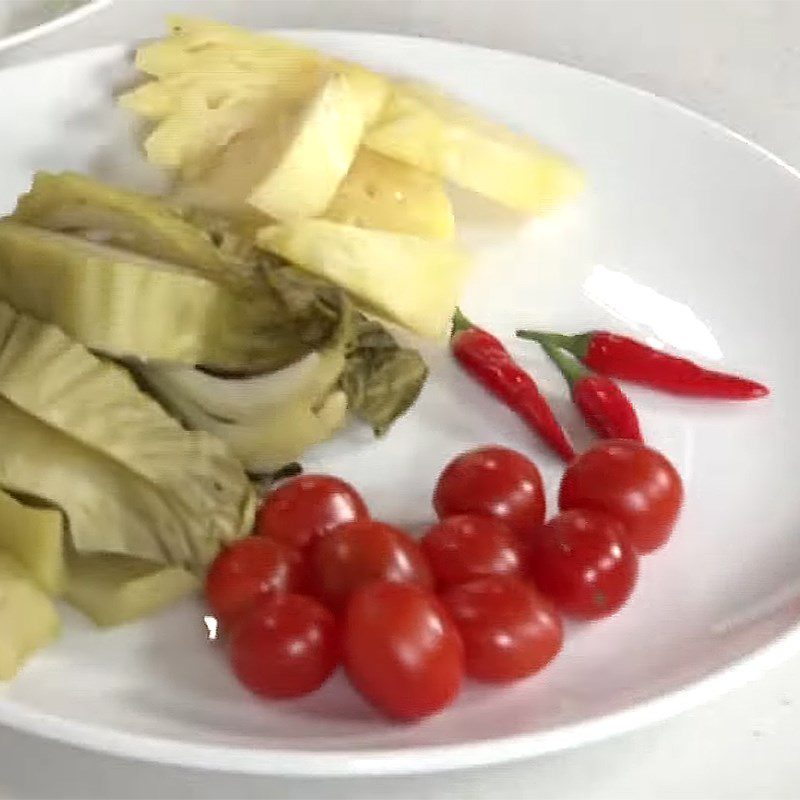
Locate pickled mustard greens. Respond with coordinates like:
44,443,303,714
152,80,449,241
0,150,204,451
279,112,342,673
154,386,349,473
257,220,470,339
0,301,255,571
0,489,64,595
138,298,353,471
150,352,329,421
12,171,236,279
65,554,198,627
341,312,429,435
139,283,428,466
0,221,335,372
0,552,59,680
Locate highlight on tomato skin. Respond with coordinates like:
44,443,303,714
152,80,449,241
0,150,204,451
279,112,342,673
256,474,369,550
229,593,339,700
527,508,638,620
558,439,683,554
343,581,464,722
441,576,563,683
433,446,546,539
310,519,433,610
421,514,528,589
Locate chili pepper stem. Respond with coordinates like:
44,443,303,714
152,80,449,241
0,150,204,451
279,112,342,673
539,341,590,391
517,330,593,360
451,308,474,338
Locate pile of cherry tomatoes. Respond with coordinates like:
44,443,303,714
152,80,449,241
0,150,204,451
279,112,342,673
204,438,683,721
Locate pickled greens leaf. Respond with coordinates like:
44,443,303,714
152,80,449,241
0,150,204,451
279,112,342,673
12,172,239,280
143,385,348,474
0,552,59,680
0,221,334,371
65,553,199,627
137,297,353,472
0,301,255,571
0,489,64,595
340,312,428,435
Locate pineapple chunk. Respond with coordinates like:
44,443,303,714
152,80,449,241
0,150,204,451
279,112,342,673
0,489,64,595
134,17,387,123
177,72,369,221
120,64,315,121
0,553,59,680
364,82,584,213
137,15,319,77
247,73,368,219
257,220,469,338
65,554,198,627
144,93,281,177
325,149,455,240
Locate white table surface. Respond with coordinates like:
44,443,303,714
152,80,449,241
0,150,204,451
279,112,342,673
1,1,799,797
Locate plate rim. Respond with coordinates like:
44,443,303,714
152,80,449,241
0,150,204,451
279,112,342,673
2,621,800,776
0,0,113,54
0,29,798,775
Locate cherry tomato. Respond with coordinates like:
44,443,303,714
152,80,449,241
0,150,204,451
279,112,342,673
559,440,683,553
311,520,433,609
205,537,308,628
343,581,464,721
441,576,563,682
229,594,338,699
421,514,527,589
433,446,546,538
528,508,638,619
256,474,369,550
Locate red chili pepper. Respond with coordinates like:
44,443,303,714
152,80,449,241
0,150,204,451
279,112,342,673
451,310,575,462
517,329,769,400
540,341,643,442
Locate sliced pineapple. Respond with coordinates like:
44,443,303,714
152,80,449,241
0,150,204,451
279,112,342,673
0,489,64,595
257,220,469,338
120,64,315,122
65,554,199,627
0,552,59,680
177,72,370,221
144,93,281,178
365,82,584,214
131,16,386,125
325,149,455,240
136,15,320,78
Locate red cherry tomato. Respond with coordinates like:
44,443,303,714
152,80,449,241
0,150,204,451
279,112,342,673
559,440,683,553
528,508,638,619
433,446,546,538
256,475,369,549
205,537,308,628
441,576,563,682
229,594,338,699
343,581,464,721
421,514,527,589
311,520,433,609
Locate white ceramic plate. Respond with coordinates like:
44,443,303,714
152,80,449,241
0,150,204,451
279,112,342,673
0,30,798,776
0,0,110,52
